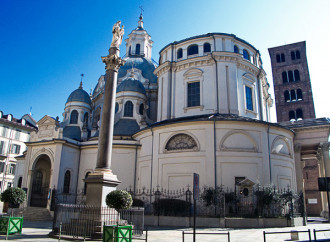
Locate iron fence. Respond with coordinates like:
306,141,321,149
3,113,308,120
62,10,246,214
52,204,144,239
127,185,303,219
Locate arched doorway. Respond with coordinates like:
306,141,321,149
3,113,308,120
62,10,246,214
30,154,51,207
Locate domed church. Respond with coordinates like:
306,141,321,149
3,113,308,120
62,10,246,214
16,15,297,209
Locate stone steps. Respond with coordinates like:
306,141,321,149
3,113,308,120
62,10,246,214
14,207,53,221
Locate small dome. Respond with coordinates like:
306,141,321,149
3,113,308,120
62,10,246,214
118,57,157,84
66,83,91,105
117,77,146,95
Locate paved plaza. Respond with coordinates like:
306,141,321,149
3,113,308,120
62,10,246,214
1,219,330,241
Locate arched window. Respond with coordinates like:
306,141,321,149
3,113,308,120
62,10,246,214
84,172,90,195
288,71,294,82
83,113,88,126
234,45,239,54
243,49,250,61
63,170,71,194
296,109,303,120
187,44,198,56
70,110,78,124
124,101,133,117
177,48,183,59
203,43,211,53
291,51,296,60
294,70,300,81
282,71,288,83
284,90,290,102
115,102,119,113
297,89,303,100
296,50,301,59
165,133,198,151
17,177,22,188
289,111,296,121
136,44,140,55
290,90,297,101
276,54,280,63
281,53,285,62
139,103,144,115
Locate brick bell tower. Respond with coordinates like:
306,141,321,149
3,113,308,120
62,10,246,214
268,41,315,122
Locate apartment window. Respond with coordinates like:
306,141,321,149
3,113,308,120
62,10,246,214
124,101,134,117
70,110,78,124
187,82,200,107
0,141,5,155
245,86,253,111
1,126,8,137
177,48,183,59
15,130,21,140
63,170,71,194
0,162,5,173
11,144,20,154
9,164,16,175
187,44,198,56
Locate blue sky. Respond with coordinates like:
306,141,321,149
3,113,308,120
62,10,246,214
1,0,329,122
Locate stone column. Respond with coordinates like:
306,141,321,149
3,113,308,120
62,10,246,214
318,142,330,218
85,21,125,207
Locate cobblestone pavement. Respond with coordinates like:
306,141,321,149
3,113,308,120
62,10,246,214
1,220,330,241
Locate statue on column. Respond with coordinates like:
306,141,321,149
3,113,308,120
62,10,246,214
110,21,124,48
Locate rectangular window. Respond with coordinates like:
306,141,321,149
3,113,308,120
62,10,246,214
0,162,4,173
15,130,21,140
9,164,16,175
187,82,200,107
1,127,8,137
11,144,21,154
245,86,253,111
0,141,4,155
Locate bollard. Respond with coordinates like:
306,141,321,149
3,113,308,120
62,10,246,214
290,230,299,241
58,222,62,242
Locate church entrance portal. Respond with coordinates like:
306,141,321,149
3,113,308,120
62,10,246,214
30,154,51,207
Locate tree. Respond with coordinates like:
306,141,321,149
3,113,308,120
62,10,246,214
1,187,26,216
105,190,133,211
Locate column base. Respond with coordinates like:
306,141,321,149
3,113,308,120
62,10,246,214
85,169,121,207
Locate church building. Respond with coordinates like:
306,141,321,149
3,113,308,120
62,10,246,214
17,15,298,209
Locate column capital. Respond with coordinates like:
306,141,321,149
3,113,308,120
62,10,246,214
102,54,125,72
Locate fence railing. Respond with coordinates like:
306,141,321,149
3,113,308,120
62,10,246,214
127,185,303,219
263,229,311,242
52,204,144,239
182,231,230,242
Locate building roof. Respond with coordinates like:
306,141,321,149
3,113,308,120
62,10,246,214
117,77,146,95
118,57,157,84
66,83,91,105
63,126,81,141
279,118,330,129
0,111,37,131
114,119,140,136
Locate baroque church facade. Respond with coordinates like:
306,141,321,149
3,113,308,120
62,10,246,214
17,16,298,208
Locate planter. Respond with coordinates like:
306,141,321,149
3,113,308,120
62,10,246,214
0,216,23,236
103,225,132,242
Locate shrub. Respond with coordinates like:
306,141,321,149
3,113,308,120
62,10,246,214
201,186,223,207
1,187,26,208
105,190,133,211
132,198,144,207
153,198,191,216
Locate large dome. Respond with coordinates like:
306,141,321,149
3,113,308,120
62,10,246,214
117,77,146,95
118,57,157,84
66,86,91,105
